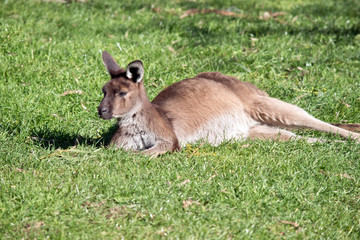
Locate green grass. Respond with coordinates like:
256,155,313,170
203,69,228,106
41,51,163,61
1,0,360,238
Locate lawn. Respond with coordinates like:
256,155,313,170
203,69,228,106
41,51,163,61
1,0,360,239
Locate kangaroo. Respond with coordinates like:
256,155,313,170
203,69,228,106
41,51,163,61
98,51,360,156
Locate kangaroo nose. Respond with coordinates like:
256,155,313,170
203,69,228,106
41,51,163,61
98,107,108,117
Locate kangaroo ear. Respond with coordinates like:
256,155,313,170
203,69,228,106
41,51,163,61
102,51,123,77
126,60,144,83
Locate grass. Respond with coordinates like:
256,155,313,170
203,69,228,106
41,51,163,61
1,0,360,238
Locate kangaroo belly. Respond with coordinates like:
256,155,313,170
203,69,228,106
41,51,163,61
176,110,259,146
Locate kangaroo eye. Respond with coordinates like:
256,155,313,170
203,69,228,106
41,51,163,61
117,92,128,97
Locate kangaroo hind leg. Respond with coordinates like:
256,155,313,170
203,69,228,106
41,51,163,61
248,125,321,143
250,96,360,142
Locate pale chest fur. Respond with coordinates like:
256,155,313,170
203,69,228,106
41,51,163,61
112,115,156,151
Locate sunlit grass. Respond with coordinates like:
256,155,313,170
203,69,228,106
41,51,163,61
1,0,360,239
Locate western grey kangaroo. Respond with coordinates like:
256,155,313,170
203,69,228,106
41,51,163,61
98,51,360,156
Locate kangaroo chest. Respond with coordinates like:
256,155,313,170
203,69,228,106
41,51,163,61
112,117,156,151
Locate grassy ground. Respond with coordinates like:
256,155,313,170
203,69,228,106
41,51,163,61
1,0,360,239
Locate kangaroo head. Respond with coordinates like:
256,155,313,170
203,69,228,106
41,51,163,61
98,51,145,120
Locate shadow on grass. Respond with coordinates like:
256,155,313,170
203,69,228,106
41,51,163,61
29,124,118,150
292,1,360,18
177,19,360,47
143,0,360,48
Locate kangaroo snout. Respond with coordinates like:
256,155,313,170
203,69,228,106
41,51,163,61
97,105,112,119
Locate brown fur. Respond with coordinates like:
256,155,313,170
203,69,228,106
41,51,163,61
98,51,360,156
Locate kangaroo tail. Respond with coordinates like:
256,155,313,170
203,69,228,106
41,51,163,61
331,123,360,133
